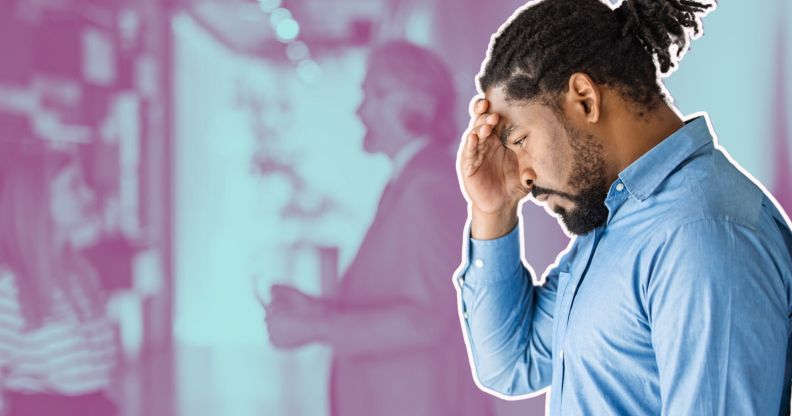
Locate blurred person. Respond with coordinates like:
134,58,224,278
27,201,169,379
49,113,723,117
457,0,792,415
0,148,118,416
264,41,495,416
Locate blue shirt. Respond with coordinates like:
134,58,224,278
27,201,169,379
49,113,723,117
456,115,792,415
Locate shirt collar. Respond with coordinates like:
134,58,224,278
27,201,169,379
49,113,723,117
616,114,713,202
390,139,427,182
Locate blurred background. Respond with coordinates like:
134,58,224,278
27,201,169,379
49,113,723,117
0,0,789,415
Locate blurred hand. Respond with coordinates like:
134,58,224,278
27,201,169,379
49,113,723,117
266,284,327,318
263,284,329,350
264,308,320,349
459,97,529,215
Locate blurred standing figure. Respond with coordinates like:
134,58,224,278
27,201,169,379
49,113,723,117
264,41,494,416
0,149,118,416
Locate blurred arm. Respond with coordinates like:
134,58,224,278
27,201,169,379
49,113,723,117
315,175,463,358
315,297,454,358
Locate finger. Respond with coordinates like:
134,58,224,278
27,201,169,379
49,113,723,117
476,123,498,149
467,116,491,137
475,98,489,115
469,97,485,115
270,284,289,297
270,284,299,303
475,129,502,164
266,299,291,315
478,123,492,139
469,131,500,176
470,111,499,133
263,302,279,316
465,132,478,158
473,111,497,126
464,133,480,177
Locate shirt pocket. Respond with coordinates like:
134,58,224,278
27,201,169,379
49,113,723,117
553,271,574,351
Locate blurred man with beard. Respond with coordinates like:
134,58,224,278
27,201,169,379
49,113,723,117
265,41,494,416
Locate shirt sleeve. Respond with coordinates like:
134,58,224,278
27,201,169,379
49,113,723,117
647,218,790,415
455,222,561,396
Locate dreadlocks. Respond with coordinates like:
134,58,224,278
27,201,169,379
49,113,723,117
478,0,716,113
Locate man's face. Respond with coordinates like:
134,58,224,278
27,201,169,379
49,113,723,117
356,69,408,155
485,86,610,235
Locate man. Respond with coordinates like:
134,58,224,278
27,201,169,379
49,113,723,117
456,0,792,415
265,41,494,416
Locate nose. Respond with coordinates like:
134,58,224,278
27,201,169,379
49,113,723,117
520,169,536,193
356,99,363,116
79,185,98,214
356,93,368,118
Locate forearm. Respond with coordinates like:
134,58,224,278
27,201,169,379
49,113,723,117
458,222,554,395
314,299,451,358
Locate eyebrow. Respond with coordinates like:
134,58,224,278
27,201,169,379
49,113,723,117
497,123,517,146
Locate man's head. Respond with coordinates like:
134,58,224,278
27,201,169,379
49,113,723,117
357,41,456,157
480,0,714,235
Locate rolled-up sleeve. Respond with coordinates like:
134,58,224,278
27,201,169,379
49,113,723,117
455,223,558,396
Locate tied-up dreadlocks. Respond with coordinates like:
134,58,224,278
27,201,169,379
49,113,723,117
478,0,716,113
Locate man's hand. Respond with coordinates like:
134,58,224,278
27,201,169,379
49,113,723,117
458,97,529,239
267,284,327,317
263,284,329,349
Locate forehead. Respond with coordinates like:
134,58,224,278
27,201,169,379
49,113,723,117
484,86,557,130
51,163,79,185
362,69,396,92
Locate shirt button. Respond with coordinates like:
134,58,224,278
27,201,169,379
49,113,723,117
559,349,564,361
473,259,485,268
615,183,625,192
463,311,469,320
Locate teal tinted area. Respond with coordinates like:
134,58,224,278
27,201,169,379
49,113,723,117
173,13,386,344
664,1,789,186
172,12,388,414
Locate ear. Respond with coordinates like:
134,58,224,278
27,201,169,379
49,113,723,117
402,109,429,134
399,90,434,134
566,72,600,123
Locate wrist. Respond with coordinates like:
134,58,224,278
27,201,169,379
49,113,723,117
471,205,519,240
312,299,337,343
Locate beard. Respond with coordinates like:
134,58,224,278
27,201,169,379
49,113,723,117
534,120,610,236
552,185,609,236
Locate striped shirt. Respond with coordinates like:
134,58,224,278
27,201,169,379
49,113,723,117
0,267,116,395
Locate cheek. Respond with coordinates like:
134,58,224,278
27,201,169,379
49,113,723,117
363,100,390,129
530,139,572,184
554,197,577,212
49,194,66,226
50,191,81,227
359,94,382,119
548,139,578,186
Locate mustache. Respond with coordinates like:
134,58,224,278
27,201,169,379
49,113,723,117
531,185,580,202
